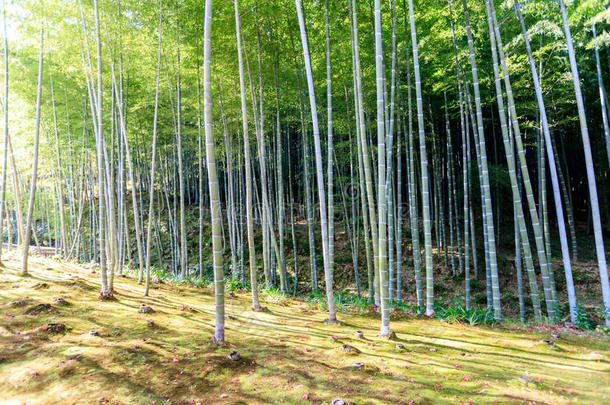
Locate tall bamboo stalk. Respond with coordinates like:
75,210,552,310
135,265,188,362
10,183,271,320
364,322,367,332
0,1,9,265
408,0,433,315
295,0,337,322
557,0,608,325
203,0,225,341
21,24,44,276
234,0,260,309
325,0,335,298
515,1,574,322
373,0,391,335
462,0,500,319
144,0,162,297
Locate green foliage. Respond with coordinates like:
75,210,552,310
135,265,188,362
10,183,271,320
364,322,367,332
122,263,212,288
571,267,592,283
225,277,249,292
306,290,372,313
573,303,596,330
473,293,487,305
183,275,210,288
306,290,414,314
262,286,290,305
553,301,563,321
390,300,413,312
437,297,498,326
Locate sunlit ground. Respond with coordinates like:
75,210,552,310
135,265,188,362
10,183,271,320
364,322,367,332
1,253,609,404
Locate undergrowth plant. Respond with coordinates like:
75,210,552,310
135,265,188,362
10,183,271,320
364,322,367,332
306,290,414,314
306,290,370,312
226,277,249,292
437,297,498,326
262,286,290,305
573,302,596,330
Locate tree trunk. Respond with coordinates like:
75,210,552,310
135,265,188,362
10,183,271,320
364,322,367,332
144,0,162,297
408,0,433,315
295,0,337,322
21,25,44,276
203,0,225,342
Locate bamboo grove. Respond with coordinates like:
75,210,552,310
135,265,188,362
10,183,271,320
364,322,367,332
1,0,610,342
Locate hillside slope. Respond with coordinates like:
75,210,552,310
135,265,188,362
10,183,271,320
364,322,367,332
1,255,609,404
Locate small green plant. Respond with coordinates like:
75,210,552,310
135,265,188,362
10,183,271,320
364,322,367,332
390,300,413,312
574,303,596,330
262,286,290,305
553,301,563,321
571,268,591,283
437,297,498,326
305,290,374,313
188,277,210,288
437,299,468,323
333,291,371,312
467,307,497,326
225,277,249,292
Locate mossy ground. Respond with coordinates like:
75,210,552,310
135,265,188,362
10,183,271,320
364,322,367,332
1,254,608,404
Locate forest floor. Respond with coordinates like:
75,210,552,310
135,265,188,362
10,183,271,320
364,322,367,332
1,255,609,405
